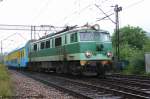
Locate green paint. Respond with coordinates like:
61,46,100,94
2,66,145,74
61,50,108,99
30,41,112,60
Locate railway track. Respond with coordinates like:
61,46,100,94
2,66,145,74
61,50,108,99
81,78,150,97
107,74,150,80
105,77,150,89
106,74,150,85
20,71,121,99
17,70,150,99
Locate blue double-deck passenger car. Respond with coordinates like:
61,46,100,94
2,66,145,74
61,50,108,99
4,41,30,68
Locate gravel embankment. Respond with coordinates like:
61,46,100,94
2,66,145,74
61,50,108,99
9,70,78,99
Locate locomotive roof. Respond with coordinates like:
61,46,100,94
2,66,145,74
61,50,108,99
31,28,109,44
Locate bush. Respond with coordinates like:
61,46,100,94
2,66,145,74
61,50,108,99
0,64,13,96
119,44,145,74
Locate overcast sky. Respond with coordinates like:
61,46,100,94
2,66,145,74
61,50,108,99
0,0,149,52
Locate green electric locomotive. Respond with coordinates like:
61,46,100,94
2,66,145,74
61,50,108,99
29,25,113,75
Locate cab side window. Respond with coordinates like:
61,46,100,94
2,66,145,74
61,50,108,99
70,33,77,43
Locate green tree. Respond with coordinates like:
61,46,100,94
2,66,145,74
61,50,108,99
143,38,150,52
112,25,148,74
112,25,147,50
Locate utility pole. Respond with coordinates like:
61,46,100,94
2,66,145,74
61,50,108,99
33,26,36,39
31,26,36,40
95,4,122,61
31,26,33,40
114,4,122,61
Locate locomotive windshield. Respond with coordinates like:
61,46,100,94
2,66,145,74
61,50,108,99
80,32,94,41
80,32,110,42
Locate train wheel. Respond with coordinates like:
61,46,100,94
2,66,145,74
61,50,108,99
62,61,69,74
96,63,105,77
71,71,80,75
69,65,81,76
56,65,62,74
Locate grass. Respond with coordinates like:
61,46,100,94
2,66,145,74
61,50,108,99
0,64,13,96
121,65,150,77
142,72,150,76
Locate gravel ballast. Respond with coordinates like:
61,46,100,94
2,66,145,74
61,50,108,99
9,70,78,99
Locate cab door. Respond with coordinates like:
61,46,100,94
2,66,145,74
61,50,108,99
55,37,63,61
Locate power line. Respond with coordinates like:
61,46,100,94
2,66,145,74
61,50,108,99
96,13,114,21
1,33,17,41
1,33,17,54
95,4,115,24
0,28,54,31
62,4,94,24
0,24,65,28
0,28,30,31
0,24,31,27
16,33,27,40
32,0,53,23
124,0,145,10
0,24,66,31
62,0,111,24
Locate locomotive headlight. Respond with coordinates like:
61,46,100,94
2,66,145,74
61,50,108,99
85,51,92,58
107,52,113,57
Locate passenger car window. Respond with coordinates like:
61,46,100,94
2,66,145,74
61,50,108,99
33,44,37,51
40,42,45,49
46,40,50,48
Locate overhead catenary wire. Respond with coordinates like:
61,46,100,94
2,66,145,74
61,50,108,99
51,0,114,26
1,0,146,53
0,28,54,31
0,24,66,28
96,13,114,21
1,32,30,53
90,0,145,26
95,4,115,24
16,33,27,40
0,32,18,54
123,0,145,10
62,4,94,24
32,0,53,23
1,33,17,41
0,1,143,30
0,0,145,32
0,24,31,27
0,24,66,31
